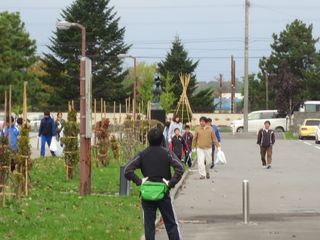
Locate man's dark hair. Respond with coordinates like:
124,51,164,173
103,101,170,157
199,116,207,122
17,117,23,126
44,111,50,116
185,125,190,129
207,118,212,123
6,116,14,124
174,128,180,133
264,120,271,125
148,128,164,146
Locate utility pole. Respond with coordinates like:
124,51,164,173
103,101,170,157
243,0,250,132
219,74,223,113
265,73,269,110
231,56,236,113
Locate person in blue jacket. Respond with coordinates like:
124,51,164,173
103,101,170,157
1,116,20,171
38,111,56,157
207,118,221,169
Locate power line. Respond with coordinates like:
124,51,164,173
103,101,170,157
0,4,242,11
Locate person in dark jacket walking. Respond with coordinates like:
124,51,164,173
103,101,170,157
207,118,221,169
38,111,56,157
257,120,275,169
170,128,188,161
125,128,184,240
182,125,193,167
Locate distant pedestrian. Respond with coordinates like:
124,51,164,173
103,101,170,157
55,112,65,142
207,118,221,169
182,125,193,167
257,120,275,169
163,121,171,149
168,115,183,144
124,128,184,240
1,116,20,171
193,117,221,179
170,128,188,161
38,111,56,157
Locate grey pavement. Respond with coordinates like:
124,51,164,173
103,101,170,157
156,135,320,240
30,132,52,159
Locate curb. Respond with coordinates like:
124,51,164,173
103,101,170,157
139,158,197,240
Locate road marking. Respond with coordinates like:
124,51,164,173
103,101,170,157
315,146,320,150
303,141,312,146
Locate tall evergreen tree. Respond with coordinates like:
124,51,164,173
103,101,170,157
158,36,199,106
43,0,130,109
0,12,46,111
259,20,319,107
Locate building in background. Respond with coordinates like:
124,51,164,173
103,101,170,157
214,93,243,113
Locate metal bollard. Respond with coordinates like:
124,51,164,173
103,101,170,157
119,166,130,196
242,180,250,224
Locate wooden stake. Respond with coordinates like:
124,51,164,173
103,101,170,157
23,81,28,124
119,103,122,124
104,101,107,118
71,100,74,110
9,85,12,141
100,98,103,119
94,99,97,125
25,158,28,196
128,96,131,115
125,98,128,114
4,90,7,123
113,101,116,124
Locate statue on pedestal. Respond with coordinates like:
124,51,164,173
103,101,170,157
151,75,162,110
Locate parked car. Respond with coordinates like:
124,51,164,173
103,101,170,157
298,119,320,139
315,125,320,144
231,110,287,133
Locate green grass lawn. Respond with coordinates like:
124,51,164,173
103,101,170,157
284,131,298,140
0,157,143,240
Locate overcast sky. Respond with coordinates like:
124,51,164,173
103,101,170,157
1,0,320,82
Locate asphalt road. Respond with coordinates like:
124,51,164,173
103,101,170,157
156,135,320,240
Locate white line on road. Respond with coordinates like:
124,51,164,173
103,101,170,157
303,141,312,146
315,146,320,150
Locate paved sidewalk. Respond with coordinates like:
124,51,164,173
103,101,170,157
156,137,320,240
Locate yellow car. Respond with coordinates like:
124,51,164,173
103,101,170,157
299,119,320,139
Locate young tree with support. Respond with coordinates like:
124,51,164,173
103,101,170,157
175,74,193,124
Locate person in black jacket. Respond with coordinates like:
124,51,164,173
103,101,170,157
257,120,275,169
125,128,184,240
38,111,56,157
170,128,188,161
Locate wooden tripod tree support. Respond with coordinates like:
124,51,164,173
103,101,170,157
17,81,32,197
175,73,193,123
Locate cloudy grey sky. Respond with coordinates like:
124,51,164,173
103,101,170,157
1,0,320,82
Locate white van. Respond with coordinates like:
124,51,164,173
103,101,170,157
299,101,320,112
231,110,287,133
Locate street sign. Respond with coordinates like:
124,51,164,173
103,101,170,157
85,57,92,138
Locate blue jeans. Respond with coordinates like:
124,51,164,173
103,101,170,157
40,135,55,157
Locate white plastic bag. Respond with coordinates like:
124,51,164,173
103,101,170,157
49,136,58,152
55,140,64,157
215,150,227,165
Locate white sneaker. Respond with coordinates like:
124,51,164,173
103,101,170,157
262,165,267,169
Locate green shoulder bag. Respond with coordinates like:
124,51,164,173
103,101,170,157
140,181,168,201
